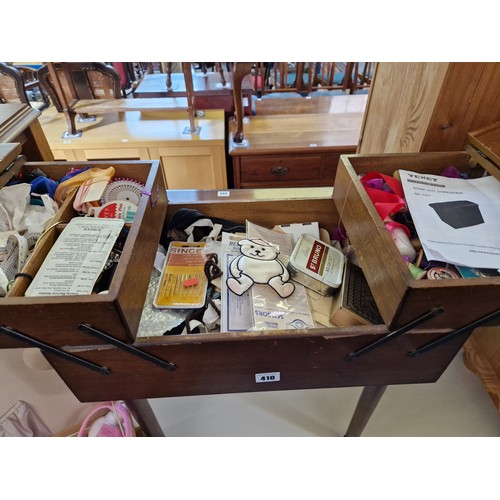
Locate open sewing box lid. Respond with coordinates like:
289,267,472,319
333,123,500,331
466,120,500,181
0,159,167,349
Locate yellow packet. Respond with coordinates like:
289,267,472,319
154,242,208,308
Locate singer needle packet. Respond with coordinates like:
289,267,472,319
154,242,208,309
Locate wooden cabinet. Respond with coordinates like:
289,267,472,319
228,113,362,188
149,145,226,190
359,62,500,154
39,108,227,190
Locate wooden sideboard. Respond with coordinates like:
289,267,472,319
358,62,500,153
38,107,227,190
227,112,363,188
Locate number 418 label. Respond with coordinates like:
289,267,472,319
255,372,280,383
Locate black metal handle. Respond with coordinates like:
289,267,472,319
409,308,500,358
78,323,176,371
271,166,289,176
0,325,110,375
347,307,444,361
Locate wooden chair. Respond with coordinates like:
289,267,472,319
37,62,123,136
37,62,122,112
0,62,49,110
306,62,351,94
254,62,307,96
37,62,197,137
349,62,375,93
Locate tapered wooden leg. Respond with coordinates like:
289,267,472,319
231,62,254,144
182,62,197,133
124,399,164,437
166,62,172,90
62,110,80,138
216,62,226,87
344,385,387,437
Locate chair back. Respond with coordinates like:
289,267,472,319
349,62,375,93
37,62,122,111
306,62,349,93
0,62,30,104
254,62,308,96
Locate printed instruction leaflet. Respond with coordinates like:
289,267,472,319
25,218,124,296
399,170,500,269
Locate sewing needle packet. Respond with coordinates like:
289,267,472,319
153,241,208,309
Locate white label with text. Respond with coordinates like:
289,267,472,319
255,372,280,383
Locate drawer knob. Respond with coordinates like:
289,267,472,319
271,166,289,176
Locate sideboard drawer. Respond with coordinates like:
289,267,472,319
240,155,323,184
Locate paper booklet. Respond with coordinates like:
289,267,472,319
25,218,124,296
399,170,500,269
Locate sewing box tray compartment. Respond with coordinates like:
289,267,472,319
0,159,167,349
334,150,500,331
41,189,469,402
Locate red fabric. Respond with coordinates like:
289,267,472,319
361,172,406,221
111,62,127,87
361,171,405,198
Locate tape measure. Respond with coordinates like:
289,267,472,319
95,201,137,223
427,267,459,280
101,178,145,206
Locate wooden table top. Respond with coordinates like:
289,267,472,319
254,94,368,116
134,71,254,97
38,106,226,149
228,112,364,156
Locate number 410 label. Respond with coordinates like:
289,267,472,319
255,372,280,383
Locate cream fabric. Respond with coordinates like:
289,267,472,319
0,401,51,437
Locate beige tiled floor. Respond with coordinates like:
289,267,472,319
148,349,500,437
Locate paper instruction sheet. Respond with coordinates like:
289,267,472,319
399,170,500,269
25,218,124,296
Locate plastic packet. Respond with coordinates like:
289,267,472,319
246,221,316,330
